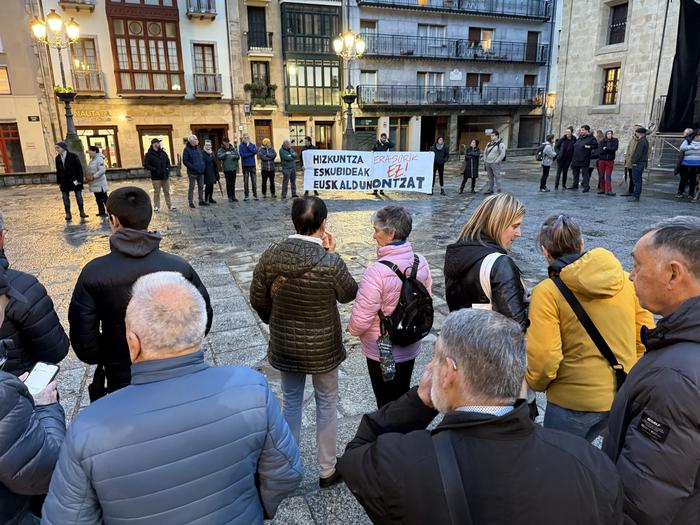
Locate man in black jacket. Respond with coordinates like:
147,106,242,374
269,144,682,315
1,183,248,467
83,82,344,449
0,265,66,525
626,127,649,202
569,125,598,192
302,136,319,197
55,141,87,221
68,186,213,399
604,216,700,525
143,138,174,212
371,133,394,195
0,212,68,376
338,309,622,525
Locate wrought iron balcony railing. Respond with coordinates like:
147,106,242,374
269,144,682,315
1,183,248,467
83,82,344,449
355,0,551,20
71,70,104,94
186,0,217,19
357,85,545,108
361,34,549,63
245,31,274,54
283,34,334,55
193,73,222,95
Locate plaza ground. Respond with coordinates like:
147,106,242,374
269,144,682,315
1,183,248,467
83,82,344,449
0,161,695,523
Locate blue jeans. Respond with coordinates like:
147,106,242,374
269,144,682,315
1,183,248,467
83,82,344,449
280,367,338,478
61,190,84,214
543,402,609,443
632,164,644,198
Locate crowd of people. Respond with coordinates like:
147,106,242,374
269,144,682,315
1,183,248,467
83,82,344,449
1,181,699,523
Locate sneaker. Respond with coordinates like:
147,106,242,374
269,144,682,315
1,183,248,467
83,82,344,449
65,213,72,221
539,188,551,192
291,194,299,198
597,190,605,195
675,193,683,199
243,197,249,202
627,196,640,202
582,188,590,193
96,213,108,217
232,198,239,202
79,211,89,218
319,470,343,489
208,198,216,204
170,206,176,210
380,190,385,195
262,194,268,199
271,194,277,199
470,189,476,194
154,206,160,212
189,202,196,209
253,195,259,201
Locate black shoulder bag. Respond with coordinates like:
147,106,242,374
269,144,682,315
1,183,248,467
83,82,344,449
551,276,627,391
433,431,474,525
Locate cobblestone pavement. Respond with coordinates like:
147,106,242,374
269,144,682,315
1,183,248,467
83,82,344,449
1,161,696,524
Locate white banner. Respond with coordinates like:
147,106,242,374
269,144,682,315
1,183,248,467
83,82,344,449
302,150,434,193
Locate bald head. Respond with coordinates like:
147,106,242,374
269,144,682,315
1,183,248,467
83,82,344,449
126,272,207,361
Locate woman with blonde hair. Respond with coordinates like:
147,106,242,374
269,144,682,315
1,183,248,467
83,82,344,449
444,193,527,327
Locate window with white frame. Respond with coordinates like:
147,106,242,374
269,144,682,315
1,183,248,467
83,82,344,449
360,70,377,87
70,37,103,92
193,43,219,93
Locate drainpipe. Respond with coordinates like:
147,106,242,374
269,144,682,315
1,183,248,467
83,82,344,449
648,0,671,126
542,0,557,142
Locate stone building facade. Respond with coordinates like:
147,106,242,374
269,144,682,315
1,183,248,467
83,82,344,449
553,0,680,152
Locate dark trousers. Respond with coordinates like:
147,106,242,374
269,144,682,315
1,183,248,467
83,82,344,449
261,169,276,196
540,165,551,189
93,191,108,215
366,357,415,409
571,166,591,189
555,157,572,188
204,183,214,201
678,166,698,196
460,172,476,192
61,190,84,215
243,167,257,197
632,165,645,198
224,170,237,200
282,168,297,198
432,163,445,188
624,167,635,193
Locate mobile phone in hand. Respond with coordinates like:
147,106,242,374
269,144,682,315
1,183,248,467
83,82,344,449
23,362,60,396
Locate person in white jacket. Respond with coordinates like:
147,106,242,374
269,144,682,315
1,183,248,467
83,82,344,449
483,130,507,194
539,134,557,192
86,145,108,217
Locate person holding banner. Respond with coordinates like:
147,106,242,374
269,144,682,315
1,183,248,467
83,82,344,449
348,206,432,408
301,136,320,197
279,140,299,199
371,133,394,196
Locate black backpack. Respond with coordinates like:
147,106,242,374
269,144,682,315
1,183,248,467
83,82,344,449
535,144,546,161
378,255,434,347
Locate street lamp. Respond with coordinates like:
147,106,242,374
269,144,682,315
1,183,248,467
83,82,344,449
30,10,85,166
334,31,365,150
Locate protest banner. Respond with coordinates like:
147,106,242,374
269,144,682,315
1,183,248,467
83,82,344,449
302,150,435,194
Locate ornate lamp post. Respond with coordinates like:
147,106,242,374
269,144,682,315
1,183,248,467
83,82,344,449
30,10,85,166
334,31,365,150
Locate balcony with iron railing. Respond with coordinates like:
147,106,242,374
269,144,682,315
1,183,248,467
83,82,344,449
356,0,551,20
59,0,95,12
357,85,545,108
192,73,222,97
283,34,334,56
186,0,217,20
71,70,104,95
245,31,274,56
361,34,549,63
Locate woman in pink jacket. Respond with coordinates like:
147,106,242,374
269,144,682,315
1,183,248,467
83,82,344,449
348,206,432,408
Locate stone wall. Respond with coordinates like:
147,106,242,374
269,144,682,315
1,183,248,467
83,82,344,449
554,0,680,152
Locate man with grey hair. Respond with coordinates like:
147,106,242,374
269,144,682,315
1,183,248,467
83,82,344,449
182,134,206,208
604,216,700,525
338,308,622,524
44,271,303,524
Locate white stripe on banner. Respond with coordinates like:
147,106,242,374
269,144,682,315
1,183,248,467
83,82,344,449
302,150,435,194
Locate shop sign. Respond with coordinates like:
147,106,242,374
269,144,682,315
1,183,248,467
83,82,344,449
74,110,112,119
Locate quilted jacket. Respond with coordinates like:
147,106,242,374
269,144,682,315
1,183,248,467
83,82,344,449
0,251,69,376
42,351,303,524
250,237,358,374
0,372,65,525
348,241,432,362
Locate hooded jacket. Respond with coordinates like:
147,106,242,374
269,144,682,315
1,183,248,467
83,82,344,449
0,372,65,525
87,153,108,193
250,237,358,374
603,295,700,525
182,142,205,175
337,388,623,525
347,241,432,363
527,248,655,412
443,237,528,329
42,352,302,525
68,228,213,394
0,251,69,376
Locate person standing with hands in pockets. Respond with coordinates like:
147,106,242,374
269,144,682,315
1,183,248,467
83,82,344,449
239,133,259,201
217,137,240,202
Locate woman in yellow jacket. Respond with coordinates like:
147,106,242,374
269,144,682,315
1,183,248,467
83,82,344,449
527,214,654,442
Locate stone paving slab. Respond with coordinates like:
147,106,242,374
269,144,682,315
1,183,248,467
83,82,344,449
0,161,696,524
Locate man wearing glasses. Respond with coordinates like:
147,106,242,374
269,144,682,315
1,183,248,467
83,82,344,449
338,309,622,525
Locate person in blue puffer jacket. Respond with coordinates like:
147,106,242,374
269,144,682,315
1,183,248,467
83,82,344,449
239,132,259,201
43,272,303,525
